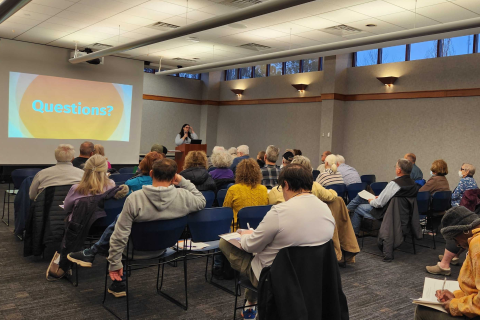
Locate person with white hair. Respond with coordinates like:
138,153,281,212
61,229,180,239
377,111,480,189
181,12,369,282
208,146,225,169
210,151,234,180
230,145,250,174
316,154,344,187
336,155,361,186
228,147,237,158
260,145,281,188
29,144,85,200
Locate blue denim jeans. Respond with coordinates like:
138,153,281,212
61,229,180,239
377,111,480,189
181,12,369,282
347,195,375,235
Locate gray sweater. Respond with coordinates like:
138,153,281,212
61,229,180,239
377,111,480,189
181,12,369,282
107,178,206,271
29,162,84,200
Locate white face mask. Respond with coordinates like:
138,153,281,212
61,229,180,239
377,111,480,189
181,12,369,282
459,170,464,178
430,171,434,176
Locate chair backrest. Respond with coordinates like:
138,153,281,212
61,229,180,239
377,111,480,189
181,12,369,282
217,189,228,207
325,184,347,198
360,175,376,185
227,183,234,189
130,216,188,252
312,170,320,181
12,168,42,189
208,166,217,173
346,182,367,202
93,197,127,228
119,167,136,174
431,191,452,212
201,190,215,208
370,182,388,196
110,173,135,183
238,205,272,229
417,191,431,214
188,207,234,242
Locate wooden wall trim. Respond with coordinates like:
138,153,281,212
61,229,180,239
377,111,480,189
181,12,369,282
143,88,480,106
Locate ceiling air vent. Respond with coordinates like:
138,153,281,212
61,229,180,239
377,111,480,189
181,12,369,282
237,43,271,51
219,0,265,8
320,24,363,37
172,58,198,63
88,43,113,50
147,21,181,31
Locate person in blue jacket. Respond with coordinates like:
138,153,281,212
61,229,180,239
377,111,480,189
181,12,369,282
125,151,165,193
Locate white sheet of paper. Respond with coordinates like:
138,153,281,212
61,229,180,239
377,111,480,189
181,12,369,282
412,277,460,313
177,240,210,250
358,190,376,201
220,232,242,242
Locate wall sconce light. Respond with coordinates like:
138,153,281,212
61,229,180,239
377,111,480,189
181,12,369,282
292,84,308,93
231,89,244,97
377,76,398,87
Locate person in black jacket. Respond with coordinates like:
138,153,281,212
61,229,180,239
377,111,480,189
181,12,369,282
180,151,216,192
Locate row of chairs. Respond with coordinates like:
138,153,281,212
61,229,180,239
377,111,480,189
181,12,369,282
324,182,387,204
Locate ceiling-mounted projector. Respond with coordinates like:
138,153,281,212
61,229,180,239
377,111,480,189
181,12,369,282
70,48,104,65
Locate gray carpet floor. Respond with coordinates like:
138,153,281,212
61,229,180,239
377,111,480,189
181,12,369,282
0,183,458,320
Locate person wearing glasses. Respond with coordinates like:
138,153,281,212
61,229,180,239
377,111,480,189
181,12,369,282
426,163,478,276
451,163,478,207
175,124,198,146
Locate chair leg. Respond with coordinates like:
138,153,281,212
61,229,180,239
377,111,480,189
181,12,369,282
126,265,130,320
157,258,188,310
412,233,416,255
183,254,188,310
102,262,109,304
205,254,210,282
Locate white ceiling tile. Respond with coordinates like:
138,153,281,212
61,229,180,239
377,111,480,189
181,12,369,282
22,3,63,15
318,9,372,24
349,1,405,17
46,17,92,28
377,11,440,29
14,9,52,22
139,1,194,15
450,0,480,15
415,2,478,23
16,28,71,44
93,20,142,32
162,0,214,10
31,0,76,10
219,33,269,46
49,38,91,48
118,31,154,40
109,13,156,27
6,16,42,27
383,0,449,10
161,16,198,27
0,21,31,35
55,10,102,24
196,4,238,15
183,10,216,21
65,4,121,19
120,7,172,22
347,18,405,34
342,31,376,39
274,35,321,47
36,21,81,33
241,28,289,39
292,16,339,29
295,30,343,43
267,22,312,35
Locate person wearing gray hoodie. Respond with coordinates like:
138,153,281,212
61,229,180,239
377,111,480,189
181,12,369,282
67,158,206,297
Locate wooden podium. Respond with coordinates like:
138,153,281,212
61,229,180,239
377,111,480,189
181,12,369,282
175,144,207,173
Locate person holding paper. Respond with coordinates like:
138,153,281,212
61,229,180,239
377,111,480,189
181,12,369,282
219,164,335,320
347,159,418,235
415,206,480,319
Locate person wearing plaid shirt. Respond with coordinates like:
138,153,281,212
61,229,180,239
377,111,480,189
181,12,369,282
261,145,281,189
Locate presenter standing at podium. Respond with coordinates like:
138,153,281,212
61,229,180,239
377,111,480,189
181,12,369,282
175,124,198,146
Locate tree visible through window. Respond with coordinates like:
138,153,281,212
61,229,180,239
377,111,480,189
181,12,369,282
226,69,237,80
269,62,283,76
303,58,319,72
441,35,474,57
285,60,300,74
356,49,378,67
239,67,252,79
254,65,267,77
410,40,438,60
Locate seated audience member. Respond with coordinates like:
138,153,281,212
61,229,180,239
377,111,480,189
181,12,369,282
94,144,112,169
29,144,84,200
260,145,281,189
180,151,216,192
419,159,450,194
257,150,266,168
223,158,268,227
150,143,168,155
317,150,332,172
210,151,235,191
125,152,164,194
336,155,361,186
405,153,423,180
72,141,94,168
68,159,206,297
347,159,417,235
316,154,344,187
230,145,250,174
426,163,477,276
280,151,294,169
63,155,117,213
228,147,238,158
220,164,335,319
293,149,302,156
451,163,478,207
208,146,225,169
268,156,337,205
415,206,480,319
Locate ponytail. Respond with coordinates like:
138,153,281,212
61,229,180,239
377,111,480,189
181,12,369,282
331,163,338,173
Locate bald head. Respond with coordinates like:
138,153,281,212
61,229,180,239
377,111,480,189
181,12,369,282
79,141,94,157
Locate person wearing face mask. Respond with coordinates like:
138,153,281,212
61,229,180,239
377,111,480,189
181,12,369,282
419,160,450,194
426,163,478,276
452,163,478,207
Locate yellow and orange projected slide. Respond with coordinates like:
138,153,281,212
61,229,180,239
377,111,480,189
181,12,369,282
8,72,132,141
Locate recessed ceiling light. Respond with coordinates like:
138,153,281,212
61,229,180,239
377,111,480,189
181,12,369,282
228,23,248,29
186,36,200,43
366,24,377,27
